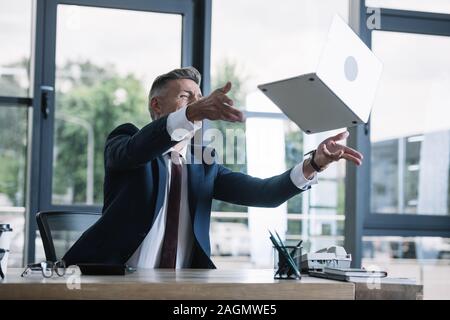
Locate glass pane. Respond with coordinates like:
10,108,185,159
371,31,450,215
298,130,347,253
285,121,303,215
0,106,28,267
210,61,248,213
0,0,32,97
366,0,450,15
211,0,349,112
363,236,450,300
210,0,350,268
51,5,182,205
286,127,346,252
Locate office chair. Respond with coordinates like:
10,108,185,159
36,211,101,262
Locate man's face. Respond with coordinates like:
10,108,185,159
150,79,202,119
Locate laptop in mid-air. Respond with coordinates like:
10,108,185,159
258,15,383,134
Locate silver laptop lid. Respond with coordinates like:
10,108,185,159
257,15,383,134
316,14,383,123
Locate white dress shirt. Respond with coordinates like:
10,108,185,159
127,106,318,269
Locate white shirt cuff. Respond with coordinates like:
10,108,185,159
166,106,202,141
290,159,318,190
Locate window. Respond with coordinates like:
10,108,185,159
0,0,33,267
0,106,28,267
0,0,32,97
363,236,450,299
366,0,450,15
51,5,183,206
359,4,450,299
299,130,346,254
210,0,350,268
370,31,450,216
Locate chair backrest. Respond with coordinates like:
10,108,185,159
36,211,101,262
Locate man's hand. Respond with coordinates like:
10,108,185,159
303,131,363,179
186,82,244,122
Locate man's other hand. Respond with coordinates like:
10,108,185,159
315,131,363,169
303,131,363,179
186,82,244,123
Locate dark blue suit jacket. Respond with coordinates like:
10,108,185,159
63,115,307,268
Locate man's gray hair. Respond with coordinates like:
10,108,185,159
148,66,201,119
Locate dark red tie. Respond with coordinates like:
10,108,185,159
159,152,182,268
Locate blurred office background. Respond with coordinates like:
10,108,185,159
0,0,449,299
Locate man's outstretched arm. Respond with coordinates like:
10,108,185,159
213,162,316,208
213,130,363,207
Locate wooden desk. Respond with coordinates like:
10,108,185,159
0,268,421,300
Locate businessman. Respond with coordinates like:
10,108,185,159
63,67,363,269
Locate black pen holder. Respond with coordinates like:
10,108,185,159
273,245,302,280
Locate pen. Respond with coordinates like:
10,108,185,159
290,239,303,258
268,232,283,277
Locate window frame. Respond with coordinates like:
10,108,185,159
0,0,35,267
19,0,450,266
25,0,212,264
344,0,450,268
206,0,352,252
